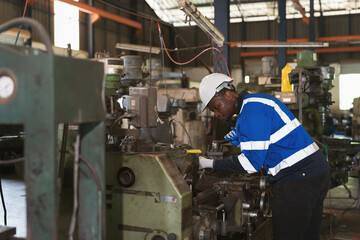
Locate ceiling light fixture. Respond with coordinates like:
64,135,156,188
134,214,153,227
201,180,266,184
115,43,161,54
232,42,329,48
177,0,224,47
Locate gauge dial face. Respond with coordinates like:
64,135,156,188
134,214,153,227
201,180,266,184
0,70,17,104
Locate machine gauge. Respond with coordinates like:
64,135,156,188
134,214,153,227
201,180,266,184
0,70,17,104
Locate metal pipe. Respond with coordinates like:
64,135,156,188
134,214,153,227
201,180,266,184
277,0,287,75
229,35,360,46
58,0,142,33
309,0,315,51
233,42,328,48
238,46,360,57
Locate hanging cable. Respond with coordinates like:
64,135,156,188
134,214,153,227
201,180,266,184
15,0,29,45
97,0,230,76
0,17,53,54
68,135,80,240
0,178,7,225
156,22,230,76
0,158,24,165
169,118,192,147
61,150,103,192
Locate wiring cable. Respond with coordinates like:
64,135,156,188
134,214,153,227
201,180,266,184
0,158,24,165
0,17,53,54
15,0,29,45
62,150,103,192
0,153,101,191
169,118,192,147
96,0,230,76
68,135,80,240
63,149,103,240
157,21,230,76
0,178,7,225
166,43,211,52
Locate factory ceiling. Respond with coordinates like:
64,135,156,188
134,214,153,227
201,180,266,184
145,0,360,26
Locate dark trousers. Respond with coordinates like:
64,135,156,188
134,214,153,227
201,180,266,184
271,170,330,240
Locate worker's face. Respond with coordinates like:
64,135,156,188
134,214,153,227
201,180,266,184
207,90,237,121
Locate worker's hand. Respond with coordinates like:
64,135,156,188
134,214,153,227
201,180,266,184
224,127,241,147
198,156,214,169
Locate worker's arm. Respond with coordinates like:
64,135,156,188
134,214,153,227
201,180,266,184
214,111,271,174
236,111,271,172
199,155,247,173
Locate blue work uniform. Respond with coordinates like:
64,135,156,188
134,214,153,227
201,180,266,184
215,91,329,182
214,91,330,240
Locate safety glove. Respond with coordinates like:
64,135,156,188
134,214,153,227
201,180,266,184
198,156,214,169
224,127,241,147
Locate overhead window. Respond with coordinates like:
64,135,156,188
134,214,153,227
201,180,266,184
54,0,79,50
339,74,360,110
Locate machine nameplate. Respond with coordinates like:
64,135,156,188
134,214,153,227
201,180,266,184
160,195,178,203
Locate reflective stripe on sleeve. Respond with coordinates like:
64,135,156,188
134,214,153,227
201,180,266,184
241,97,302,145
270,118,301,144
238,153,257,173
240,140,270,150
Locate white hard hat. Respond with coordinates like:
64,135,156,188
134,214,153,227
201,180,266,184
199,73,234,111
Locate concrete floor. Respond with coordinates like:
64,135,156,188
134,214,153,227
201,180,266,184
322,176,360,240
0,174,359,239
0,175,26,238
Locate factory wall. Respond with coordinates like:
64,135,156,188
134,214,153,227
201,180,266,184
172,14,360,69
0,0,173,65
1,0,359,114
1,1,359,68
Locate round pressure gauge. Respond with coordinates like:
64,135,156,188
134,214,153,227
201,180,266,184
0,70,17,104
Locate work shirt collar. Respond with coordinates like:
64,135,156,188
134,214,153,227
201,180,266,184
237,90,249,113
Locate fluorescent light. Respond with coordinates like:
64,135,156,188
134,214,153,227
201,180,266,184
244,75,250,83
115,43,161,54
234,42,329,48
177,0,224,47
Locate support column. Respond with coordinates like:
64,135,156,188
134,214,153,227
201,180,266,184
25,55,58,240
214,0,230,75
309,0,315,51
278,0,287,75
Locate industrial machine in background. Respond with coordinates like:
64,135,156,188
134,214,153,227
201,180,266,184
97,51,272,239
157,88,207,153
0,18,106,240
274,50,359,190
105,107,272,240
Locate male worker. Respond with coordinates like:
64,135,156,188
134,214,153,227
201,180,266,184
198,73,330,240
